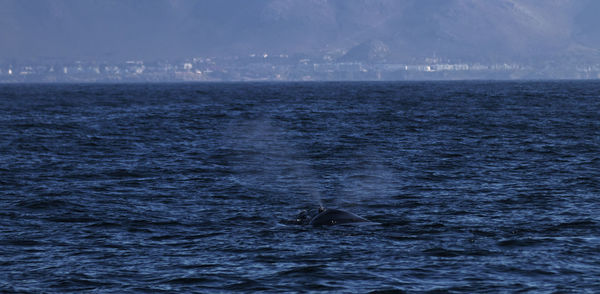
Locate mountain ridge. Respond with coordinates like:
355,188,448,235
1,0,599,64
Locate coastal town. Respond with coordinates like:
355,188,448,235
2,52,600,83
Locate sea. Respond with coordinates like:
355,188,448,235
1,81,599,293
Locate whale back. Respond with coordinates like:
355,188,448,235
309,208,370,226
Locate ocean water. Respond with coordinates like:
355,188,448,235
1,81,599,293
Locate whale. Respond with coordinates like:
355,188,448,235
281,207,377,226
308,208,373,226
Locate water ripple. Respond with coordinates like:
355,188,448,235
1,81,600,292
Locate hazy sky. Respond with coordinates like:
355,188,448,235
1,0,599,62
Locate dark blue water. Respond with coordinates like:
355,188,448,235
1,81,599,293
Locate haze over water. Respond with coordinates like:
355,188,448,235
1,82,599,292
2,1,600,80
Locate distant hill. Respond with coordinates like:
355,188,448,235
1,0,599,64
